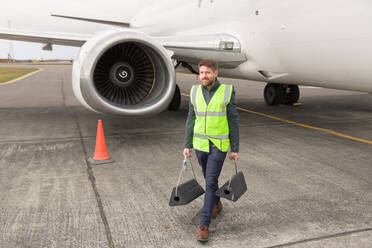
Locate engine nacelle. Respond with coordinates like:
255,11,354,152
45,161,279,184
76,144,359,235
72,29,176,116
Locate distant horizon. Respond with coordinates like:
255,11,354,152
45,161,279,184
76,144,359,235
0,39,80,60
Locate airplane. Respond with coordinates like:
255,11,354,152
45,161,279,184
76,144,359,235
0,0,371,116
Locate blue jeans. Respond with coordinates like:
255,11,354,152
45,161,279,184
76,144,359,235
195,143,227,227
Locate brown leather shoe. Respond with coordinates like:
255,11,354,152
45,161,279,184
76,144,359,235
197,226,209,242
212,200,222,218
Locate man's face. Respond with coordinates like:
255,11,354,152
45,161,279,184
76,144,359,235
199,66,218,87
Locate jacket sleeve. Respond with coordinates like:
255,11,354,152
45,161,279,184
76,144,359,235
227,87,240,152
184,100,196,149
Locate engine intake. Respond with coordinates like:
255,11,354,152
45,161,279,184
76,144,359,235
73,29,175,116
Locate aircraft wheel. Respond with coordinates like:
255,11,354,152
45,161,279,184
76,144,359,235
264,83,283,105
168,84,181,111
285,85,300,105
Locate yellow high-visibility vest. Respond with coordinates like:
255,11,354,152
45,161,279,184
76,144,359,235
190,84,233,152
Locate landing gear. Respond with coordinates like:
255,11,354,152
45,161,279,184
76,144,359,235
283,84,300,105
264,83,283,105
168,84,181,111
264,83,300,106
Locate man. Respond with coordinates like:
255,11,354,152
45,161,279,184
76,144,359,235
183,58,239,242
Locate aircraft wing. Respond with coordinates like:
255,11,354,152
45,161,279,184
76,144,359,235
0,28,90,48
0,29,246,67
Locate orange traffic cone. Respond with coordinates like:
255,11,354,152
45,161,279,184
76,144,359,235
88,120,114,165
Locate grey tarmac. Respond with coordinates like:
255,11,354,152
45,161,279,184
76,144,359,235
0,64,371,248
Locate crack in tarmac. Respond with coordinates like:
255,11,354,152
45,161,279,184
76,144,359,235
60,75,66,107
73,114,116,248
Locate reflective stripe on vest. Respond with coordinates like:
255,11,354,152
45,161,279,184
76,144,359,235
190,84,233,152
193,133,230,140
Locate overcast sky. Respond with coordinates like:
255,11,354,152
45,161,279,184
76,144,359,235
0,0,149,59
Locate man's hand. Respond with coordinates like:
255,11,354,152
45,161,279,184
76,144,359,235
183,148,191,158
229,152,239,163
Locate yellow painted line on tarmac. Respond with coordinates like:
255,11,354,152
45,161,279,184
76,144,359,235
0,68,43,85
236,106,372,145
181,92,372,145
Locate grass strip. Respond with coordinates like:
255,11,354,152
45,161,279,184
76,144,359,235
0,67,39,83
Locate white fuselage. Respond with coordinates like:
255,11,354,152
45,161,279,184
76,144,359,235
131,0,372,92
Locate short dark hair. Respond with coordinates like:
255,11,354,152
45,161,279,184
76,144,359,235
198,58,218,72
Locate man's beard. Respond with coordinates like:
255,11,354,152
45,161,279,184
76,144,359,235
202,78,215,87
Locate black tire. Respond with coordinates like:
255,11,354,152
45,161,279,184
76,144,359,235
285,85,300,105
264,83,283,105
168,84,181,111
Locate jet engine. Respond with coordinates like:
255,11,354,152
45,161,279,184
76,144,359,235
72,29,176,116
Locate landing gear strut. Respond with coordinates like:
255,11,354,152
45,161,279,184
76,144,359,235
168,84,181,111
264,83,300,106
